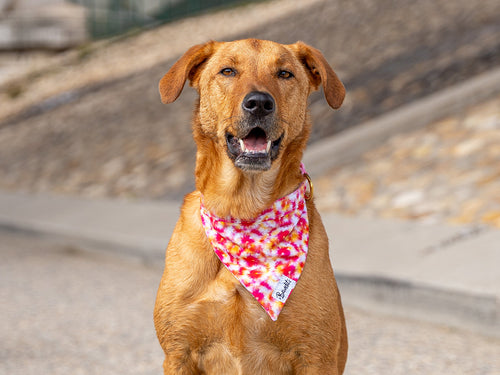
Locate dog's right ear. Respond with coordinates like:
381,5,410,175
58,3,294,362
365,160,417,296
159,42,216,104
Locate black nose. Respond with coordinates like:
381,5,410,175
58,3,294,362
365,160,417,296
242,91,275,117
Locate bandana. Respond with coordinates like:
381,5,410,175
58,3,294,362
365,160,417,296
200,172,310,321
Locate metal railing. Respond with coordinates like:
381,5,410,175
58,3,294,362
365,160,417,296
71,0,252,39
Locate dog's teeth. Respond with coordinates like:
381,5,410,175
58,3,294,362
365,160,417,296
266,140,271,153
239,139,246,152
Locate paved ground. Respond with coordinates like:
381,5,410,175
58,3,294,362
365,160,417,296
0,231,163,375
1,231,498,375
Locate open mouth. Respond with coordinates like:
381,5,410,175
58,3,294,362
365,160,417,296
226,127,283,171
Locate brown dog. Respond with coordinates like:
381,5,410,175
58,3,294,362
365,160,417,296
154,39,347,374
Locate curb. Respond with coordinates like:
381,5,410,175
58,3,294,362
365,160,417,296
321,212,500,339
0,191,174,264
336,274,499,339
304,66,500,177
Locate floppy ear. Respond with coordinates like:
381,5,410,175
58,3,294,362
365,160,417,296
291,41,345,109
159,41,216,104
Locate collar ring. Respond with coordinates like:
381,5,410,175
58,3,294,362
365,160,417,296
303,173,314,201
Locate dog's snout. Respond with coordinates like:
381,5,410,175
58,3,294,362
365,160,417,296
242,91,275,117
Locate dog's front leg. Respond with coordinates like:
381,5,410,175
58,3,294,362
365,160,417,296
198,343,242,375
162,344,241,375
162,353,200,375
294,364,340,375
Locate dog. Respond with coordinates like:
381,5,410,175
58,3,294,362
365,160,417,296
154,39,347,374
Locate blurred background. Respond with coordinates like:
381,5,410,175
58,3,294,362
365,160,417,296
0,0,499,374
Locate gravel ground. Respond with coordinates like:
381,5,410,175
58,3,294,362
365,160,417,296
0,0,499,203
1,231,499,375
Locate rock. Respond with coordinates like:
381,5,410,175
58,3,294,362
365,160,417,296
101,158,126,180
452,138,485,157
392,190,424,208
481,211,500,228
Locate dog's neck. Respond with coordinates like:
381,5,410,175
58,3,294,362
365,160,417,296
194,139,306,220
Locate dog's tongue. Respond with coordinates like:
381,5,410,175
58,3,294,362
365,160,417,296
243,134,267,152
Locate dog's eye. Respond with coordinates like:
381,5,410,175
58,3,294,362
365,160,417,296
278,70,294,79
220,68,236,77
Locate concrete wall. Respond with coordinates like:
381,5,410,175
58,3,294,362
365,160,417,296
0,0,87,50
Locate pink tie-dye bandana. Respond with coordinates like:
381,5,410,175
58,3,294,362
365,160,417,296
200,176,309,321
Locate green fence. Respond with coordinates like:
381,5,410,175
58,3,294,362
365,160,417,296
71,0,253,39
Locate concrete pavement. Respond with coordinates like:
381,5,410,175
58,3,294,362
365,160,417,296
2,231,498,375
1,189,498,338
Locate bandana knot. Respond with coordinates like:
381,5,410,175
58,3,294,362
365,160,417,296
200,178,309,321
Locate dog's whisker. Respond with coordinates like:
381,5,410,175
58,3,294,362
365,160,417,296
221,116,240,126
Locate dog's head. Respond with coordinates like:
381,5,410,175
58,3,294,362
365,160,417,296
160,39,344,173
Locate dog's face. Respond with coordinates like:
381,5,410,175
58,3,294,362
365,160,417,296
160,39,344,172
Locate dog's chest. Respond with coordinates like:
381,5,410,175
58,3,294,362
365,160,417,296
183,268,278,369
188,277,309,373
192,265,266,320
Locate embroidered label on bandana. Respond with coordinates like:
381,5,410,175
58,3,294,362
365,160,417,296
200,181,309,321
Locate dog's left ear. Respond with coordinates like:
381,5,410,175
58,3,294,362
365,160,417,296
291,41,345,109
159,41,217,104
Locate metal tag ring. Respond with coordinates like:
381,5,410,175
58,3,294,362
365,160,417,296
303,173,314,201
